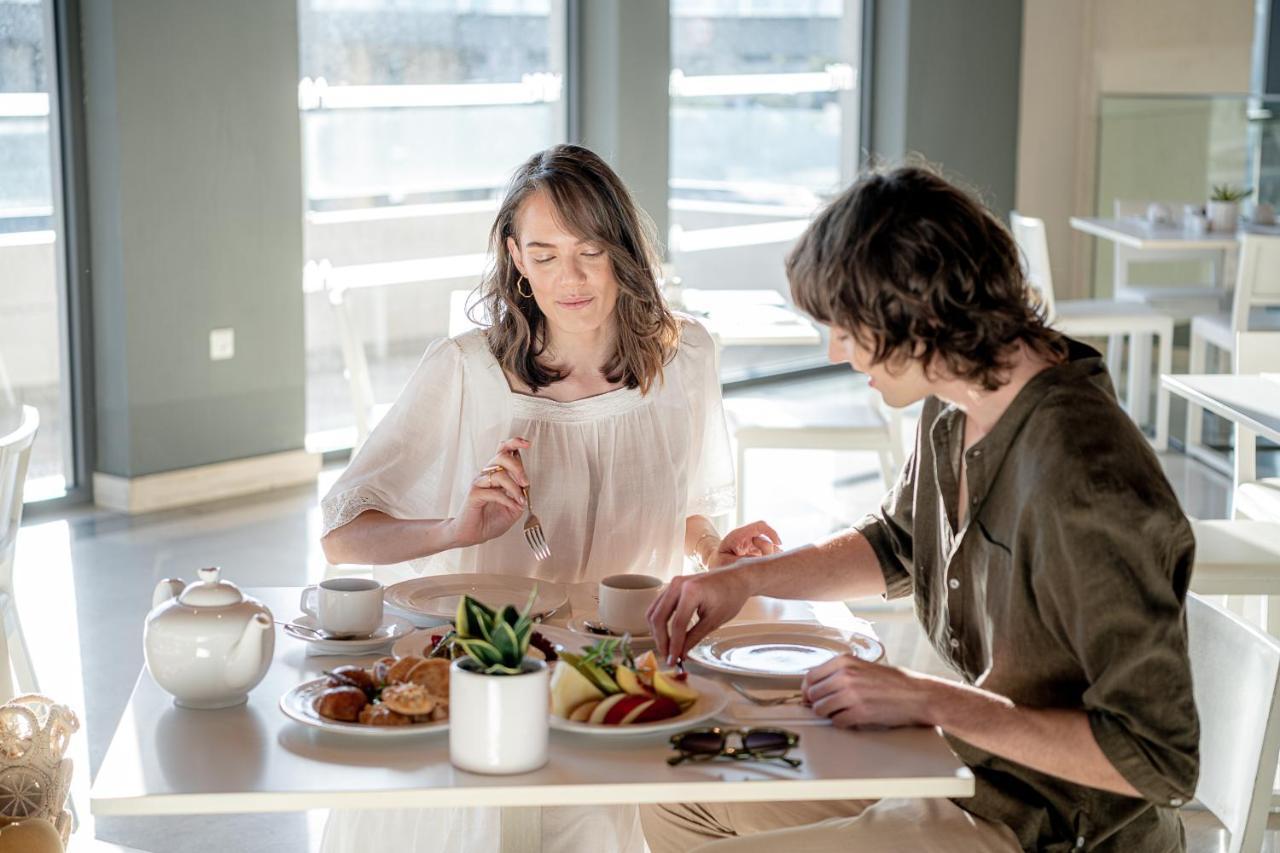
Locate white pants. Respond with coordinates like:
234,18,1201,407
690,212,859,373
321,804,646,853
641,797,1021,853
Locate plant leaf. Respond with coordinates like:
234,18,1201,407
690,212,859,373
500,604,520,627
494,621,521,664
454,637,502,668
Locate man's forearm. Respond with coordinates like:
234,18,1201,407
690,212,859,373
321,511,458,565
923,678,1142,798
734,527,888,602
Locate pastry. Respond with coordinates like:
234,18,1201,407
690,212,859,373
358,704,412,726
429,700,449,722
405,658,450,698
386,655,427,685
327,665,375,697
380,683,435,716
372,656,397,686
314,686,367,722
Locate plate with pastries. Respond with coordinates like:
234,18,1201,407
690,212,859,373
279,654,451,736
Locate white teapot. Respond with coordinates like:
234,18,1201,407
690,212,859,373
144,567,275,709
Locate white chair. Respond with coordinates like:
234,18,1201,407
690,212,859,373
1185,593,1280,853
1230,332,1280,522
1188,235,1280,457
1189,519,1280,636
0,405,39,701
724,394,905,527
1011,213,1175,450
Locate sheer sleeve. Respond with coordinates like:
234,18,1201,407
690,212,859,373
676,316,736,518
320,337,469,537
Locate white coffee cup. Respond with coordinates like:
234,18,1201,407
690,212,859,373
598,574,664,637
300,577,384,637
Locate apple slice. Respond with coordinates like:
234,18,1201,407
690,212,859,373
615,666,652,697
601,695,654,725
653,670,700,710
569,700,600,723
633,696,682,723
550,660,606,717
589,693,632,724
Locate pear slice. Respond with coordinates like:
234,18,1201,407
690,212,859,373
615,665,652,696
653,670,700,710
550,660,605,717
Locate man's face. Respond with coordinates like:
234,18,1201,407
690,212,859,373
826,324,933,408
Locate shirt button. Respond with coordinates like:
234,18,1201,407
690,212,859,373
1075,837,1085,849
948,578,960,590
971,449,982,457
1169,797,1184,807
949,638,960,649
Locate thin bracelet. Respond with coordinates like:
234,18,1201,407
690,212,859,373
692,532,720,571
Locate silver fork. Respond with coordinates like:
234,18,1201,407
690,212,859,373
730,682,804,706
516,450,550,561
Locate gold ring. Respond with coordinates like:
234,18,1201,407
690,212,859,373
486,473,494,489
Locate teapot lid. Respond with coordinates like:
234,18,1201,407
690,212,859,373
177,567,244,607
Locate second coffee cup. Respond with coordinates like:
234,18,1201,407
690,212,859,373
598,574,664,637
300,577,384,637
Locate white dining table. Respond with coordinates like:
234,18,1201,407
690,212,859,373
90,586,971,852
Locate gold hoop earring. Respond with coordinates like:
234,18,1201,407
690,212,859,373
516,276,533,299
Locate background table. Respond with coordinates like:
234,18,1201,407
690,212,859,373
90,587,971,851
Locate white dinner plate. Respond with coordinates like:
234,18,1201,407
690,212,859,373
687,622,884,686
283,614,415,654
385,574,569,623
549,672,728,738
279,677,447,737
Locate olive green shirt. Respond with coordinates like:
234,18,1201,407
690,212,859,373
856,339,1199,853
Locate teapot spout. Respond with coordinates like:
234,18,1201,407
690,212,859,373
226,613,272,691
152,578,186,610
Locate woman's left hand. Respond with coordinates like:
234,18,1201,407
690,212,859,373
704,520,782,569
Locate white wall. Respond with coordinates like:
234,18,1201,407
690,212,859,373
1016,0,1255,299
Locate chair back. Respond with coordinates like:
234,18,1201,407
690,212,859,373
1009,212,1058,320
1189,593,1280,853
1235,331,1280,374
1230,235,1280,333
0,407,38,593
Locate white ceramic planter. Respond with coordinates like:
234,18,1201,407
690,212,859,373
449,658,549,775
1207,200,1239,233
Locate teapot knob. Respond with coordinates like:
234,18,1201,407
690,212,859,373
197,567,221,584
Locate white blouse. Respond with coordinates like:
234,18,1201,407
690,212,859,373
321,314,735,584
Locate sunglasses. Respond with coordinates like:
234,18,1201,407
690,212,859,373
667,726,802,768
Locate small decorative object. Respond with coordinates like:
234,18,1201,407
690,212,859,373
1145,202,1174,227
0,695,79,848
1251,201,1276,226
448,592,549,774
145,567,275,709
1185,213,1210,237
1208,184,1253,233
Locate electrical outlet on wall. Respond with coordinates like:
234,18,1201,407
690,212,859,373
209,327,235,361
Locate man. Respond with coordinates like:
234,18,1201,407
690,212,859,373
644,166,1199,853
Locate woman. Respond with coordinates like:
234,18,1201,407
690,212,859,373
318,144,779,853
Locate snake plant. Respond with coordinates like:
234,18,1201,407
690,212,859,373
452,590,538,675
1211,184,1253,203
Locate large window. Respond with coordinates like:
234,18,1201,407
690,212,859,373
0,0,74,502
299,0,567,451
669,0,861,382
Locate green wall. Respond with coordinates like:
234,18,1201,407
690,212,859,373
83,0,305,477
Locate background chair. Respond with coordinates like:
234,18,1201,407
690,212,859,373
724,394,905,526
1188,235,1280,459
1230,332,1280,522
1184,593,1280,853
0,405,39,702
1011,213,1175,450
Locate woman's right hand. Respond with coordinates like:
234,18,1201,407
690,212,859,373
446,437,530,549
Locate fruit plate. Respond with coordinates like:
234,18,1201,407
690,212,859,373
279,678,448,737
384,574,569,623
687,622,884,687
548,673,729,738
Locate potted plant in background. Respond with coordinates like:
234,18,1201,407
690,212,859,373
1208,184,1252,233
448,592,549,774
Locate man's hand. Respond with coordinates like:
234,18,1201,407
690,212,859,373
802,654,939,729
647,570,753,664
705,520,781,569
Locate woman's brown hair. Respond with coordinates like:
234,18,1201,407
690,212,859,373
478,144,680,394
787,164,1067,391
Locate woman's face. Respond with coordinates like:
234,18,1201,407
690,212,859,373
507,190,619,339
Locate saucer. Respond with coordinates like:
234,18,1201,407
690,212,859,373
565,615,655,648
283,614,414,654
